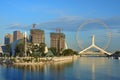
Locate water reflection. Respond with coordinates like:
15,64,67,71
12,60,74,72
13,64,45,71
92,63,95,80
48,61,74,80
10,60,74,80
0,57,120,80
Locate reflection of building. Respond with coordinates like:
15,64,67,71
30,29,45,44
50,33,65,52
13,31,24,41
4,34,13,45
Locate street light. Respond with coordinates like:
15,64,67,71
24,31,27,57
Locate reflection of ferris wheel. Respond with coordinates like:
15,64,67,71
76,19,112,50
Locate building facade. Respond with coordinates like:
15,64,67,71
30,29,45,44
13,31,24,41
50,33,65,52
4,34,13,45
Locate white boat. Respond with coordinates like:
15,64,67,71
118,57,120,60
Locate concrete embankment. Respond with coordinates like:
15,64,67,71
0,55,80,65
52,55,79,61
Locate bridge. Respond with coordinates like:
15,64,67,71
78,35,112,56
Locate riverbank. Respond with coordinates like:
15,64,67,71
0,55,79,65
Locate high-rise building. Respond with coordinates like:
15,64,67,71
50,32,65,52
30,29,45,44
4,34,13,45
13,31,24,41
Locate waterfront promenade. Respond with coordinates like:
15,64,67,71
0,55,79,65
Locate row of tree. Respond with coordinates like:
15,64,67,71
4,39,120,58
4,39,77,57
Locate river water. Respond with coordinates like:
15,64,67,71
0,57,120,80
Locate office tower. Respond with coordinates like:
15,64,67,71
13,31,24,41
50,32,65,52
30,29,45,44
4,34,13,45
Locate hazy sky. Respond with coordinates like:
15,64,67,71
0,0,120,52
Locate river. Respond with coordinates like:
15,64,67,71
0,57,120,80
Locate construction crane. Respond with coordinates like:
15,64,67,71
32,24,36,29
56,28,62,33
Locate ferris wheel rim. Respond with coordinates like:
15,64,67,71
76,19,112,50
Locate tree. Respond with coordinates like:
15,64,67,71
49,47,56,56
73,51,78,55
39,43,46,57
5,44,11,53
5,44,11,56
62,49,74,56
27,43,47,57
113,51,120,57
14,40,24,57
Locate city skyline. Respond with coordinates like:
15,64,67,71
0,0,120,52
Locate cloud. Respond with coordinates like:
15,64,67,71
36,16,83,31
36,16,120,32
6,16,120,32
103,16,120,29
110,29,120,38
7,23,31,30
9,23,21,27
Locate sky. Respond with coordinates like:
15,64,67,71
0,0,120,52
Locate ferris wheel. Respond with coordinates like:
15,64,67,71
76,19,112,50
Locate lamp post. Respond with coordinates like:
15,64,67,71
24,32,27,57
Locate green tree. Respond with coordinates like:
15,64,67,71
26,42,47,57
5,44,11,56
5,44,11,53
62,49,74,56
39,43,46,57
49,47,56,55
14,40,24,57
113,51,120,57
